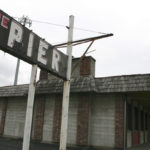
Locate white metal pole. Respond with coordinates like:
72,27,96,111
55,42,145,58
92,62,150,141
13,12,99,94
22,64,37,150
14,58,20,85
59,15,74,150
14,16,32,85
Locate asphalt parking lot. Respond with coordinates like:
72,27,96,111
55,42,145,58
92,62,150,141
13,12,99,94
127,142,150,150
0,137,150,150
0,137,87,150
0,137,61,150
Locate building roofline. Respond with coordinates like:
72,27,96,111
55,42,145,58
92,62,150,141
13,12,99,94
0,73,150,97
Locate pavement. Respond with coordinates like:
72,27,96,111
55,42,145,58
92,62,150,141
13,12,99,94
0,137,88,150
0,137,150,150
127,142,150,150
0,137,56,150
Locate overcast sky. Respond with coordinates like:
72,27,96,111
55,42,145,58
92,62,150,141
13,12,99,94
0,0,150,86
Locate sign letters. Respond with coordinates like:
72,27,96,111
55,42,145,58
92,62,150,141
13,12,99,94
0,10,67,79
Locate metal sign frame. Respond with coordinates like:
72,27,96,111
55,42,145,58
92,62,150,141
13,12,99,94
0,9,114,150
0,9,68,79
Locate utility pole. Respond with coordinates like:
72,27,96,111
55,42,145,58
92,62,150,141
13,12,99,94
59,15,74,150
14,16,32,85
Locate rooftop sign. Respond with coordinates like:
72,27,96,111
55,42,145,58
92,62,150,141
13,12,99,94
0,10,67,79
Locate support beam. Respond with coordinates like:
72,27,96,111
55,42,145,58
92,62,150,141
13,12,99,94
53,33,113,48
14,59,20,85
59,15,74,150
22,65,37,150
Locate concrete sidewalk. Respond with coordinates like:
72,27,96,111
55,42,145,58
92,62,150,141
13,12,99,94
127,143,150,150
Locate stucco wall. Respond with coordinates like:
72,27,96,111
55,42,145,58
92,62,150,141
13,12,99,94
42,94,78,145
127,130,132,148
4,97,26,138
1,93,116,148
42,95,55,142
140,131,144,144
31,98,38,139
89,94,115,147
145,131,148,143
67,95,78,145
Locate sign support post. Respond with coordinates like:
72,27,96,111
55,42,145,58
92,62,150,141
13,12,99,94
14,16,32,85
22,64,37,150
14,58,20,85
59,15,74,150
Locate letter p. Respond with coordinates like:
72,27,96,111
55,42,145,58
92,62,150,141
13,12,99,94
7,20,23,48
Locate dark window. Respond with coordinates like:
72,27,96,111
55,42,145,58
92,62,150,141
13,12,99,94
141,110,144,130
134,107,139,130
145,113,148,130
127,103,132,130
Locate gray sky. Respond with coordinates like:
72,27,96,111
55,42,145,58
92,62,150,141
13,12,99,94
0,0,150,86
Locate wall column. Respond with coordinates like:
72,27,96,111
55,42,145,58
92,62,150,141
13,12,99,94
115,99,124,149
34,97,46,140
52,96,62,142
148,113,150,141
0,99,8,135
145,111,148,143
131,102,135,146
138,106,141,143
143,110,146,143
77,94,89,146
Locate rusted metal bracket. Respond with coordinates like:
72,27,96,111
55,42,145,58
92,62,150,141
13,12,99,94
52,33,113,48
71,40,94,75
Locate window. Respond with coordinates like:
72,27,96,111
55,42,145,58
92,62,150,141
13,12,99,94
127,103,132,130
141,110,144,131
134,107,139,130
145,113,148,130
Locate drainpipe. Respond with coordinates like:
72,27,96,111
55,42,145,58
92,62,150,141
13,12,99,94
124,95,127,150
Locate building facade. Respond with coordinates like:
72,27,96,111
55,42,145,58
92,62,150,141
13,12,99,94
0,56,150,150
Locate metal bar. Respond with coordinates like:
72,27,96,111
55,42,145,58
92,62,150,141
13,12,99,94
59,15,74,150
71,40,94,75
14,58,20,85
53,33,113,48
22,65,37,150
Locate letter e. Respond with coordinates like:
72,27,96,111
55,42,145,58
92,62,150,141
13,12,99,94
37,40,48,65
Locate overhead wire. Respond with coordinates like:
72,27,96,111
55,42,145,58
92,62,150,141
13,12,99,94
14,17,108,35
32,19,67,28
13,17,112,49
73,27,107,35
32,19,108,35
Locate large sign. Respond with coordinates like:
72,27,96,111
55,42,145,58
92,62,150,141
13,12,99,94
0,9,67,79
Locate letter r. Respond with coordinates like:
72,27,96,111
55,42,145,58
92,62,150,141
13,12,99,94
52,49,60,72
